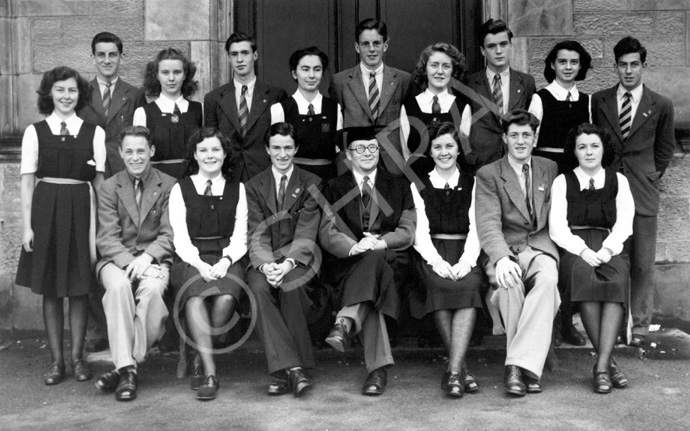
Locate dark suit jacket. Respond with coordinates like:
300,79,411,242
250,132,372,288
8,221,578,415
475,155,558,268
463,68,536,172
329,65,411,175
78,78,146,178
96,167,176,274
204,80,288,182
591,84,675,217
245,166,322,269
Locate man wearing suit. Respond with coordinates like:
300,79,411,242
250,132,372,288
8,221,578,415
328,19,411,176
475,110,560,397
205,32,288,182
94,126,176,401
591,37,675,347
78,32,146,353
320,126,416,396
463,19,536,173
245,123,324,397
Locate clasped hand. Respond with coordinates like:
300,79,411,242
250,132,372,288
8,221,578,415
350,232,386,255
431,259,472,281
579,247,612,267
196,258,231,282
262,260,295,288
125,253,164,281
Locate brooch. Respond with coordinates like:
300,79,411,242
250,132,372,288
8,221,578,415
171,114,179,123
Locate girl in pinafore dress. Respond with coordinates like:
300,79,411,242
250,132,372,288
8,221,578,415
133,48,202,179
16,66,106,385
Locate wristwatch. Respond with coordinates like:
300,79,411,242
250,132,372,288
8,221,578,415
222,255,232,265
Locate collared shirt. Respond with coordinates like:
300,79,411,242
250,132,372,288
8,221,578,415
507,155,532,196
20,112,107,174
486,67,511,113
269,90,344,130
399,88,472,160
617,83,644,127
360,63,384,100
529,81,592,139
132,94,190,126
126,165,153,189
549,167,635,256
234,77,257,114
352,168,377,193
169,173,248,268
411,167,480,268
271,165,294,192
96,76,119,99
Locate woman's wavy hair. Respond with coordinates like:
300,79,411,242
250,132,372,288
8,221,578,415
143,48,198,99
543,40,592,83
412,42,467,89
426,120,466,167
36,66,92,115
183,127,235,179
563,123,616,171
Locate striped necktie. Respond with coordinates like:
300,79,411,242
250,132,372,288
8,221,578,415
307,103,315,116
239,85,249,137
492,74,503,116
522,164,536,226
103,82,112,118
589,178,596,191
619,92,632,141
277,175,287,210
368,72,380,121
134,179,142,209
361,175,372,230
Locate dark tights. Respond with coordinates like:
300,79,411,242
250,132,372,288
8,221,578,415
43,295,89,365
579,301,624,372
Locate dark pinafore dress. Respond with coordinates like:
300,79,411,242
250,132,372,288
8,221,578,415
559,170,629,303
15,121,97,297
281,97,338,181
171,177,244,306
415,171,485,313
145,101,203,179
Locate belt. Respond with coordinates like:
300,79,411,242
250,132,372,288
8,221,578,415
535,147,564,153
430,233,467,240
570,225,611,233
152,159,185,165
293,157,332,166
40,177,89,185
192,236,225,240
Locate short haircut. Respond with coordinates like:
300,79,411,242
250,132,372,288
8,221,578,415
225,32,257,53
427,121,466,166
36,66,92,115
563,123,615,170
355,18,388,42
543,40,592,82
413,42,466,88
501,109,540,134
478,18,513,46
91,32,123,54
265,122,297,147
183,127,235,178
289,46,329,75
143,48,198,98
119,125,151,147
614,36,647,63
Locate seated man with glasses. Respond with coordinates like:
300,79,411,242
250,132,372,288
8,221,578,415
319,126,416,396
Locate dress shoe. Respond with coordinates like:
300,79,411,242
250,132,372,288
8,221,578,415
44,362,66,385
267,372,290,396
523,374,542,393
190,355,204,391
561,323,586,346
95,370,120,393
609,359,629,388
115,370,138,401
325,319,349,353
593,366,612,394
444,372,464,398
72,359,92,382
85,339,109,353
362,367,387,396
503,365,526,397
197,375,219,401
288,368,313,397
461,364,479,393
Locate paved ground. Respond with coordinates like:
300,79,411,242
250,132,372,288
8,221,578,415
1,326,689,431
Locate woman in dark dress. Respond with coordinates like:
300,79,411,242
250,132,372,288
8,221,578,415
134,48,202,179
16,66,106,384
411,122,485,398
270,46,342,181
400,42,472,177
549,123,634,393
169,128,247,401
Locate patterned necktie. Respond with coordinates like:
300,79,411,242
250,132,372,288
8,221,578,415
204,179,213,196
619,92,632,141
431,95,441,114
173,103,181,116
60,121,69,136
103,82,112,118
277,175,287,210
522,164,535,226
589,178,596,191
361,175,372,230
307,103,315,116
134,179,142,209
566,91,572,102
444,182,450,189
368,72,380,121
492,74,503,116
239,85,249,137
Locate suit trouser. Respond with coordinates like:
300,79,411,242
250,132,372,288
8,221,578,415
248,267,315,375
336,302,394,373
630,215,657,337
87,284,108,341
100,263,169,370
486,247,560,379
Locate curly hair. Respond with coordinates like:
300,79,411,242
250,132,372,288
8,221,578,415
543,40,592,83
412,42,466,89
36,66,92,115
562,123,616,171
143,48,198,99
183,127,235,179
427,121,466,166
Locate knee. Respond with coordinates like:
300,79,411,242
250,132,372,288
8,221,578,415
102,277,133,300
137,280,167,301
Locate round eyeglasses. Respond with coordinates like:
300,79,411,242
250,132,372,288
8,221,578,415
347,144,379,154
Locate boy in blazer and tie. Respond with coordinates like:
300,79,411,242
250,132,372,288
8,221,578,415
94,126,177,401
591,36,675,347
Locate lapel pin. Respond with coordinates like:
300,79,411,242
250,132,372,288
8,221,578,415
294,187,301,194
538,185,545,192
517,89,522,93
263,99,267,103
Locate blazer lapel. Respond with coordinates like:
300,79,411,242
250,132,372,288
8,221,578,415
259,171,278,214
218,85,242,133
508,69,526,111
138,170,163,224
90,79,107,123
282,167,305,212
341,172,364,234
106,80,128,124
246,81,271,133
500,157,532,223
378,66,399,113
599,86,625,145
628,85,655,138
531,159,550,224
115,172,140,227
473,72,501,121
346,67,374,121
